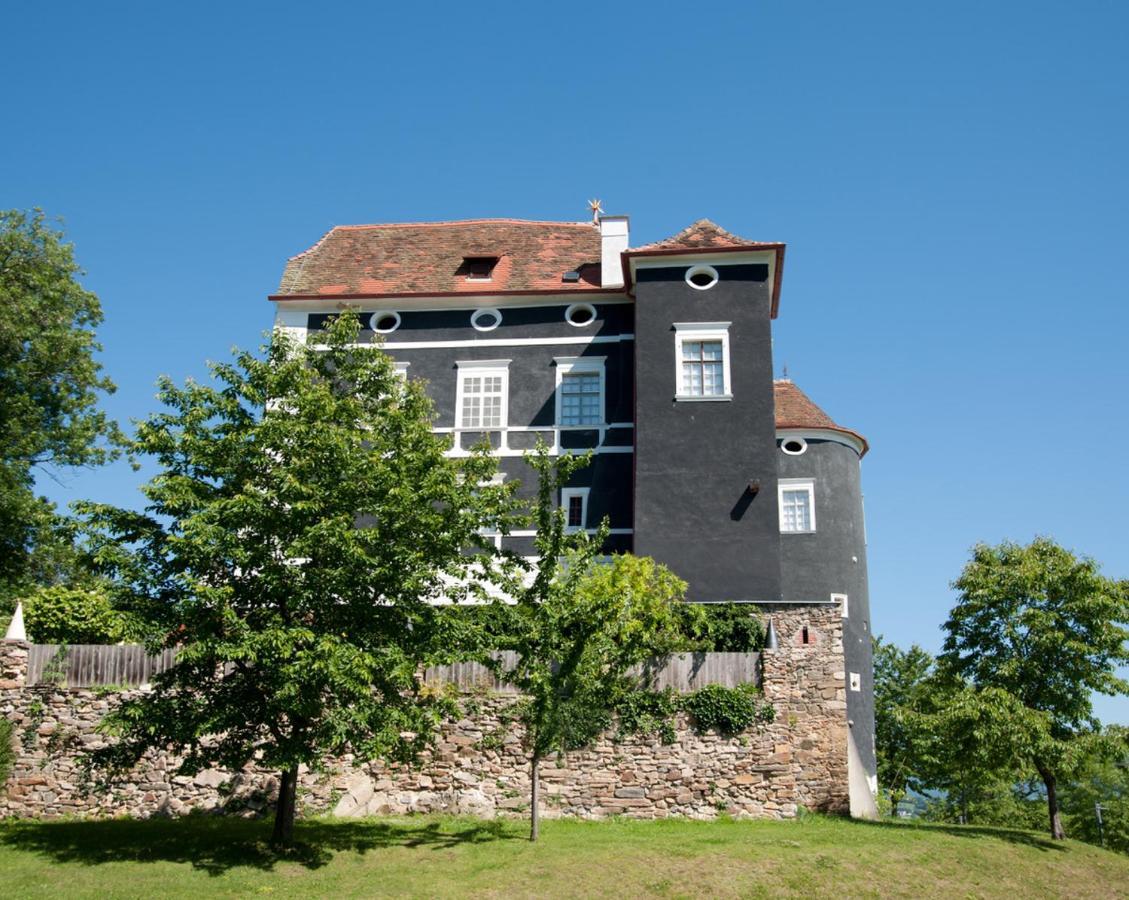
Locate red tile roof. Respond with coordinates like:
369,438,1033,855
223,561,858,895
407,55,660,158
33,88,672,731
774,380,868,456
631,219,780,253
274,219,607,298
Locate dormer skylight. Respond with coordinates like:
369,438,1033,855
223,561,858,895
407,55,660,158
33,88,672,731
459,256,499,281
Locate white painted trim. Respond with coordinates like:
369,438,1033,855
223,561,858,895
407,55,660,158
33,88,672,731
454,360,510,430
273,295,634,315
506,528,633,537
685,264,719,291
377,334,635,350
780,436,808,456
560,487,590,533
776,427,866,457
628,249,778,300
564,302,598,327
831,592,849,618
272,307,308,344
778,477,816,534
470,308,503,332
370,310,401,334
554,356,607,427
454,359,513,369
673,322,732,401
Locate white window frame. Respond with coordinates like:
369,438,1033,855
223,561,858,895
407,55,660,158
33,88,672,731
554,356,606,427
778,478,816,534
832,592,849,618
673,322,732,401
561,487,590,533
455,359,511,430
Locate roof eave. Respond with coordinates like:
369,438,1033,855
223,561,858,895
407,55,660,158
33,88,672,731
777,424,869,458
620,243,787,318
268,286,628,303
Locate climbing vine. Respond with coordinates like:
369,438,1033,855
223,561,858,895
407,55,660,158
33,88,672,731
616,683,775,743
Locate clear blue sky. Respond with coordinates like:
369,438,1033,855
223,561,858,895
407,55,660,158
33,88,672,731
6,2,1127,721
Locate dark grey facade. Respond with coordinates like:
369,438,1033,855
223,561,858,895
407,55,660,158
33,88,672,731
281,215,877,812
778,438,875,782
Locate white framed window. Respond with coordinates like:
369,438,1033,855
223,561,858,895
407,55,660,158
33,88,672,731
778,478,816,533
455,360,510,429
685,264,719,291
832,592,849,618
673,322,732,401
554,356,606,427
370,311,402,334
561,487,590,532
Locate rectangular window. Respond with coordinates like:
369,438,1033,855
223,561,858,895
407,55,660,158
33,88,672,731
778,478,816,533
673,323,732,401
561,487,590,533
560,373,601,425
681,340,725,396
554,356,606,427
455,360,510,430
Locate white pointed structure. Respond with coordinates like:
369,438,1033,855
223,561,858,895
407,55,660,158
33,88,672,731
4,600,26,641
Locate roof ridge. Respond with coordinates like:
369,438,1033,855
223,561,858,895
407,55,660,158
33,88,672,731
333,218,596,231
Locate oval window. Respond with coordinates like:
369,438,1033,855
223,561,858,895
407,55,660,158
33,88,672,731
470,308,502,332
370,311,401,334
685,264,719,291
565,303,596,327
781,437,808,456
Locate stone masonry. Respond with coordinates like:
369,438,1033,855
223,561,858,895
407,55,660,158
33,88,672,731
0,607,848,821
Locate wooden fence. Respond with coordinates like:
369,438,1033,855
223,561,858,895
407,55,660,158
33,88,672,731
425,651,762,693
27,644,179,688
25,645,761,692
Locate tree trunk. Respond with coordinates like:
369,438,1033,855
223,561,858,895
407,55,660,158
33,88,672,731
530,753,541,842
1036,762,1066,840
271,767,299,848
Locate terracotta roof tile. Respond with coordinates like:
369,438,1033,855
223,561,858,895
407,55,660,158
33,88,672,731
774,380,868,456
276,219,604,297
631,219,778,253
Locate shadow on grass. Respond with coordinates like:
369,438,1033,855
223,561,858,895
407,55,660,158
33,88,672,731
0,815,520,876
850,816,1067,853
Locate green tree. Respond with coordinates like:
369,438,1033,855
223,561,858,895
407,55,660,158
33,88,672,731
0,210,125,605
1060,728,1129,853
79,311,520,846
940,538,1129,839
492,445,687,841
872,636,935,815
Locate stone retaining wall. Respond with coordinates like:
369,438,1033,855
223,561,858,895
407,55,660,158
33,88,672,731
0,607,848,821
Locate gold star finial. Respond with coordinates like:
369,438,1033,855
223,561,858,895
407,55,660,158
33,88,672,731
588,198,603,223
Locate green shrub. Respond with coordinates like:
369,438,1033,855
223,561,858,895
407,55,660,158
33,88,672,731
684,683,775,735
22,585,144,644
0,716,16,784
676,603,766,652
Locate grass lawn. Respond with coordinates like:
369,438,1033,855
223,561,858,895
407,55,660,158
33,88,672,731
0,814,1126,898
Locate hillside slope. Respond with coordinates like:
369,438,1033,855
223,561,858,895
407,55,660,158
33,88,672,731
0,814,1126,898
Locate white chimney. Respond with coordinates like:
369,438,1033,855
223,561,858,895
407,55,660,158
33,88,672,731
599,215,630,288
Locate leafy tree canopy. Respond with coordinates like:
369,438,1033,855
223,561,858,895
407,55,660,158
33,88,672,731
79,311,520,845
0,210,125,602
491,446,688,840
939,537,1129,839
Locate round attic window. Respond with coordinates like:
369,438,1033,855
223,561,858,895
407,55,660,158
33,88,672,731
565,302,596,327
370,311,401,334
781,437,808,456
685,264,719,291
471,308,502,332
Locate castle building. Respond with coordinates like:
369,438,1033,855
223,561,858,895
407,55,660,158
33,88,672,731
270,213,877,814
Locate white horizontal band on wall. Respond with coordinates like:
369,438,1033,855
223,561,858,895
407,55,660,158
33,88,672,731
377,334,635,350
